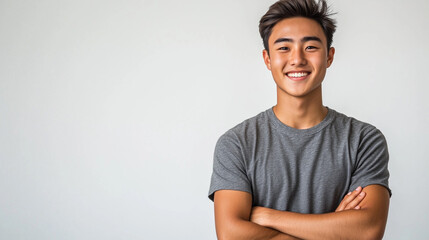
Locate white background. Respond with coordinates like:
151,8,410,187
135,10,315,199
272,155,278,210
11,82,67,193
1,0,428,239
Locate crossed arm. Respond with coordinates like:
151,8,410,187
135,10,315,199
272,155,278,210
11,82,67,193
213,185,390,240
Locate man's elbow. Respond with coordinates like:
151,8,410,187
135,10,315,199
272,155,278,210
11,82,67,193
217,232,242,240
216,231,230,240
215,219,244,240
216,224,241,240
363,221,387,240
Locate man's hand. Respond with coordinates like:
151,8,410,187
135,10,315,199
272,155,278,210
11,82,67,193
250,206,272,227
335,186,366,211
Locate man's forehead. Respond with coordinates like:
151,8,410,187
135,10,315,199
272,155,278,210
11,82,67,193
270,17,327,43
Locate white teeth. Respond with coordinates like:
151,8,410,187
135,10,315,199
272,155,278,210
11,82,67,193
287,72,308,78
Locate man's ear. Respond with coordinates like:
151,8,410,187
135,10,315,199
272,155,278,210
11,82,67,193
262,49,271,70
327,47,335,68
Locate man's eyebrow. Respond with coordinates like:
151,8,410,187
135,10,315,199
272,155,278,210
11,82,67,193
302,36,322,43
273,36,322,44
274,38,292,44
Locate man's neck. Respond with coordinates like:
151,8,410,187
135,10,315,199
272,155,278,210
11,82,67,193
273,87,328,130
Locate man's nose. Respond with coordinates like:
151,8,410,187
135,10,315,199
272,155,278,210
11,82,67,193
290,49,307,66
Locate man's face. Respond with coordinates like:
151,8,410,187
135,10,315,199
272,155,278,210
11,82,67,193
263,17,335,99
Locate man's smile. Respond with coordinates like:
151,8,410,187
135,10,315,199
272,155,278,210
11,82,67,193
286,71,311,81
286,71,310,77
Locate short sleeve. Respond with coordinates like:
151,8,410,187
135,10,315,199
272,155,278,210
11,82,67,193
208,132,252,201
349,127,392,196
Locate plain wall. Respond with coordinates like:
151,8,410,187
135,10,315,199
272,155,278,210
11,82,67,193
1,0,428,239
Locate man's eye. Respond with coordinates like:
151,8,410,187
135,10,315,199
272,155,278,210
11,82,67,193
306,46,317,50
278,47,289,51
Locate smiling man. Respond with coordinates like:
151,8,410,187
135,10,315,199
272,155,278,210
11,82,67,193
208,0,391,239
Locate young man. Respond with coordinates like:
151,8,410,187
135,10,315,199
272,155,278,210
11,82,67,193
208,0,391,239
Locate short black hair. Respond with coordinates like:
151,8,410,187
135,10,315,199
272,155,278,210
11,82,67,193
259,0,337,52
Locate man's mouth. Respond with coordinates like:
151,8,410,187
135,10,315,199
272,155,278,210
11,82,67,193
286,72,310,78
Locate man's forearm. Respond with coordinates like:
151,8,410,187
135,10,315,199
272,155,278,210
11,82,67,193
251,185,390,240
214,190,302,240
217,219,301,240
255,208,382,240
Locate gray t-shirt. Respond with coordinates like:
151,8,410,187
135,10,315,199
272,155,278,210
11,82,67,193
208,107,391,214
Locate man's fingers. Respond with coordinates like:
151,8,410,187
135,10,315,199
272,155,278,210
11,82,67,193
346,191,366,210
335,186,364,212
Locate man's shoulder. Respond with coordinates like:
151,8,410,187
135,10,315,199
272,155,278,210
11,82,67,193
218,108,272,142
331,109,378,131
330,108,385,140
